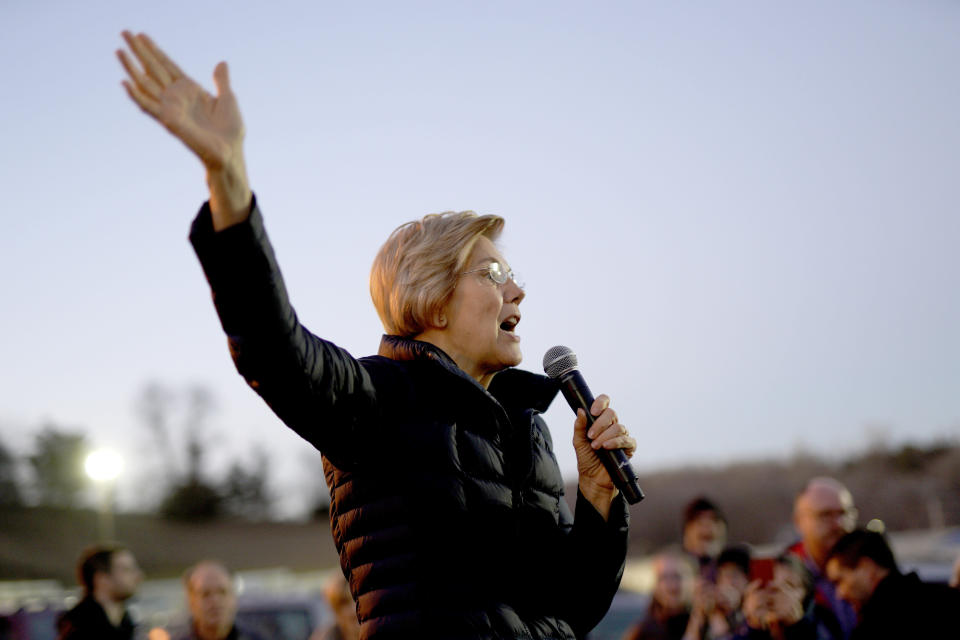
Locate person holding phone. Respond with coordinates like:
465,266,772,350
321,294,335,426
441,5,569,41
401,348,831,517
682,546,752,640
739,555,816,640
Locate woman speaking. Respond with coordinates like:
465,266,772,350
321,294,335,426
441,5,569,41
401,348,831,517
118,31,636,640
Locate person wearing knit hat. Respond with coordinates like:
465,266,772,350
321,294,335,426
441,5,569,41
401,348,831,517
681,497,728,575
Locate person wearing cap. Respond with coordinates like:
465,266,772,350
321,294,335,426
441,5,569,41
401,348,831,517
677,499,729,640
681,497,728,579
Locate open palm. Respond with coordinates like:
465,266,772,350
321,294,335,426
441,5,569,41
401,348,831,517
118,31,243,171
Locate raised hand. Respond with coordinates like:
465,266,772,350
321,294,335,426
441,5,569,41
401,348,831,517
117,31,251,226
742,580,772,630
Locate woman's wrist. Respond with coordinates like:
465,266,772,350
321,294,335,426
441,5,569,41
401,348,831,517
578,477,618,520
207,160,252,230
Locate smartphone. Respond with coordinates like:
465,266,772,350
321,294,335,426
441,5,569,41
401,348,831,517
750,557,775,585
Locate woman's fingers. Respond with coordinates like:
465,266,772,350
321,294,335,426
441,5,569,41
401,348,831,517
587,394,626,449
586,413,622,442
589,394,610,419
117,49,163,102
585,394,614,439
122,31,174,86
139,33,185,81
121,79,161,119
212,62,233,98
574,408,588,432
582,396,636,456
592,425,636,456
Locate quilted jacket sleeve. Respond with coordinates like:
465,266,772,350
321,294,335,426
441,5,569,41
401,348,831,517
189,197,391,466
556,489,629,636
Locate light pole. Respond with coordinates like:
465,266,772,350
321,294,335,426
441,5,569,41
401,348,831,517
84,449,124,541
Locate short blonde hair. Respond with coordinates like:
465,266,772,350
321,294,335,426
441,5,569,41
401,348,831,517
370,211,504,337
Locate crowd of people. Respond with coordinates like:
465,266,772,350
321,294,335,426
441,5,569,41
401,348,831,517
622,478,960,640
51,474,960,640
54,548,358,640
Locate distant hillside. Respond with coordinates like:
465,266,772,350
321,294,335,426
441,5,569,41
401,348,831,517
0,507,339,583
613,442,960,554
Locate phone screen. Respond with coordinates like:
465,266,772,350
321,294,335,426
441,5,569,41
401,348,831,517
750,557,775,584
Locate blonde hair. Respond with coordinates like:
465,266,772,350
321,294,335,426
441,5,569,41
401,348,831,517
370,211,504,337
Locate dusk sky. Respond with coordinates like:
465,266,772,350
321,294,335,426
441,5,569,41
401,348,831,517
2,1,958,516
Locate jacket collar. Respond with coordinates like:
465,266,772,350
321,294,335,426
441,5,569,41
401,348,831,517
378,334,560,414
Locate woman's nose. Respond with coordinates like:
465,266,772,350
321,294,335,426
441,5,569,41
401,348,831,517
504,280,525,304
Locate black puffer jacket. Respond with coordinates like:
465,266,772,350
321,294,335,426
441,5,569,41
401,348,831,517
190,200,629,640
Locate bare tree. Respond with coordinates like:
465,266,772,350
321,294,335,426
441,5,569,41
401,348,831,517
222,448,273,520
0,435,23,507
28,426,88,507
135,381,223,520
136,382,177,478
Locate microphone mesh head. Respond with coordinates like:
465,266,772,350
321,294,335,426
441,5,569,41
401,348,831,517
543,345,578,379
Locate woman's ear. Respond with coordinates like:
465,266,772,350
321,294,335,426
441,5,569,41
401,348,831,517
428,297,451,330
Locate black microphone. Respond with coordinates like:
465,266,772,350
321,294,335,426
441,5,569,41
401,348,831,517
543,345,644,504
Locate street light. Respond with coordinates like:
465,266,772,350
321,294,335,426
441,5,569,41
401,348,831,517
85,449,123,541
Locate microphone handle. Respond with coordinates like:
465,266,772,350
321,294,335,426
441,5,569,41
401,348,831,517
558,370,645,504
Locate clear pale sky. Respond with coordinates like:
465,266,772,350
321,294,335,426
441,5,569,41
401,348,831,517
2,1,958,517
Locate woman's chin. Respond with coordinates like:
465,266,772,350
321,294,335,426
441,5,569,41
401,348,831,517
504,346,523,368
488,350,522,372
497,332,523,364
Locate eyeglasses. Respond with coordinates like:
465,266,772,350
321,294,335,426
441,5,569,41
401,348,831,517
461,261,524,289
808,507,858,524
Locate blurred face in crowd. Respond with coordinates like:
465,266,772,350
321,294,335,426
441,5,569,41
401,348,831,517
101,550,143,602
187,562,237,640
715,562,750,613
794,479,857,566
652,554,694,616
683,510,727,559
825,558,885,612
743,561,807,629
771,561,807,604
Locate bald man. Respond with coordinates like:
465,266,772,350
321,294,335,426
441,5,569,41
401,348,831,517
175,561,263,640
784,477,858,640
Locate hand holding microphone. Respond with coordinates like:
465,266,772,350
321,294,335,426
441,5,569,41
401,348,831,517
543,346,645,505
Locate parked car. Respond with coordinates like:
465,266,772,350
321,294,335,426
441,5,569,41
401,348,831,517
161,592,332,640
235,593,332,640
0,606,61,640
